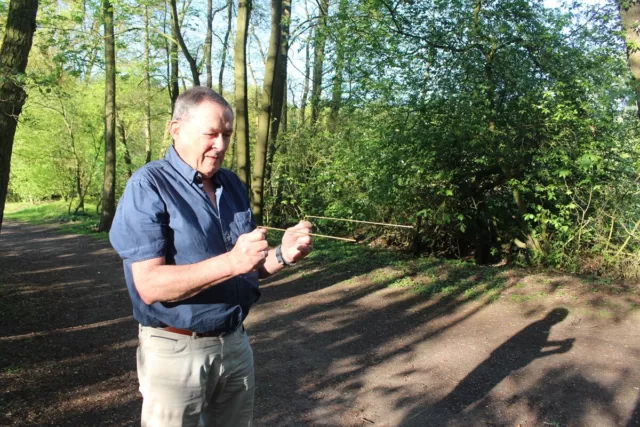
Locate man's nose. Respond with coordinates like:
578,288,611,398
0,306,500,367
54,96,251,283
211,135,226,151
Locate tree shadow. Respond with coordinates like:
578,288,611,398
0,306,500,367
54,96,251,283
0,222,140,426
3,222,638,427
250,260,517,426
403,308,574,425
629,393,640,427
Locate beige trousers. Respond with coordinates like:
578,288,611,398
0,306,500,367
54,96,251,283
137,325,255,427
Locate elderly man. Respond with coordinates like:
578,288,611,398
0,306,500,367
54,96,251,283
110,86,313,426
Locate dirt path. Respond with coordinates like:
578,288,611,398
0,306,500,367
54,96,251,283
1,221,639,427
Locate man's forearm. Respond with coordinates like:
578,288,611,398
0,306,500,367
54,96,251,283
134,253,235,304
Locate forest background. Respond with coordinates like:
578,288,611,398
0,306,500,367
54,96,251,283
0,0,639,279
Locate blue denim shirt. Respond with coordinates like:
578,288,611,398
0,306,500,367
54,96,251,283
109,146,260,333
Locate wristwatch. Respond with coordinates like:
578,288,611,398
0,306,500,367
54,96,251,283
275,245,295,266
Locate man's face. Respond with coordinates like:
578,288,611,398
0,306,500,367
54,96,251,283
171,100,234,178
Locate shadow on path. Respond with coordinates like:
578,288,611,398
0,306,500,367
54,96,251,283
629,393,640,427
0,222,140,426
436,308,573,414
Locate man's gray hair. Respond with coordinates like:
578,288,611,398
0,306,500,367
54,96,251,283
172,86,232,121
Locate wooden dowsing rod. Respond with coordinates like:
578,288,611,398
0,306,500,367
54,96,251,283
304,215,415,229
258,226,357,242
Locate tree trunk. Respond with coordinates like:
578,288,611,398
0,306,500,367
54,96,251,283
252,0,283,224
144,4,152,163
282,83,288,133
234,0,252,191
219,0,233,94
618,1,640,118
265,0,291,188
330,0,347,120
118,118,133,178
247,59,260,110
98,0,117,232
0,0,38,233
269,0,290,143
251,22,267,64
168,0,179,112
205,0,213,88
59,101,85,214
170,0,200,86
299,29,311,126
310,0,329,125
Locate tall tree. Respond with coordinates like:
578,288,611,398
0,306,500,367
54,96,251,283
0,0,38,232
310,0,328,124
205,0,213,88
330,0,347,119
170,0,200,85
252,0,284,222
98,0,117,232
219,0,233,94
299,28,311,126
618,0,640,118
143,3,152,163
235,0,252,190
166,0,180,111
269,0,291,143
265,0,291,184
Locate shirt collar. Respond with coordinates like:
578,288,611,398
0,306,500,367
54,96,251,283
165,145,221,186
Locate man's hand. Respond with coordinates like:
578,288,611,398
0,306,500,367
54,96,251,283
281,221,314,264
227,228,268,275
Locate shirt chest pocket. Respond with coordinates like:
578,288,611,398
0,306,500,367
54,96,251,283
229,208,254,244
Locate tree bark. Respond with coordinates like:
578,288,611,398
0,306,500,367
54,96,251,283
98,0,117,232
234,0,252,191
0,0,38,232
219,0,233,94
618,0,640,118
170,0,200,86
310,0,329,125
252,0,283,223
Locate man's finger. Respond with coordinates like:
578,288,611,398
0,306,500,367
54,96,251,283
296,245,313,256
244,228,267,241
289,220,313,231
295,234,313,245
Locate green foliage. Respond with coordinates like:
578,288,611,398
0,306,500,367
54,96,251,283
5,0,639,280
262,0,640,278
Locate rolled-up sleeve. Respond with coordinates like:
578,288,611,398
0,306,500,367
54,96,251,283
109,177,168,262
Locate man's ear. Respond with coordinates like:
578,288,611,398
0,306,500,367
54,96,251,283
168,120,180,141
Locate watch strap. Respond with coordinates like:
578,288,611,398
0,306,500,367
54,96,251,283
276,245,295,266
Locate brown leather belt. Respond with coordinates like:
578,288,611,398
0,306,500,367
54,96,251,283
161,326,227,338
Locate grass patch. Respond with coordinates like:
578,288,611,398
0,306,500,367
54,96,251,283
385,260,508,302
306,238,409,269
510,293,534,303
3,365,23,375
4,201,107,240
